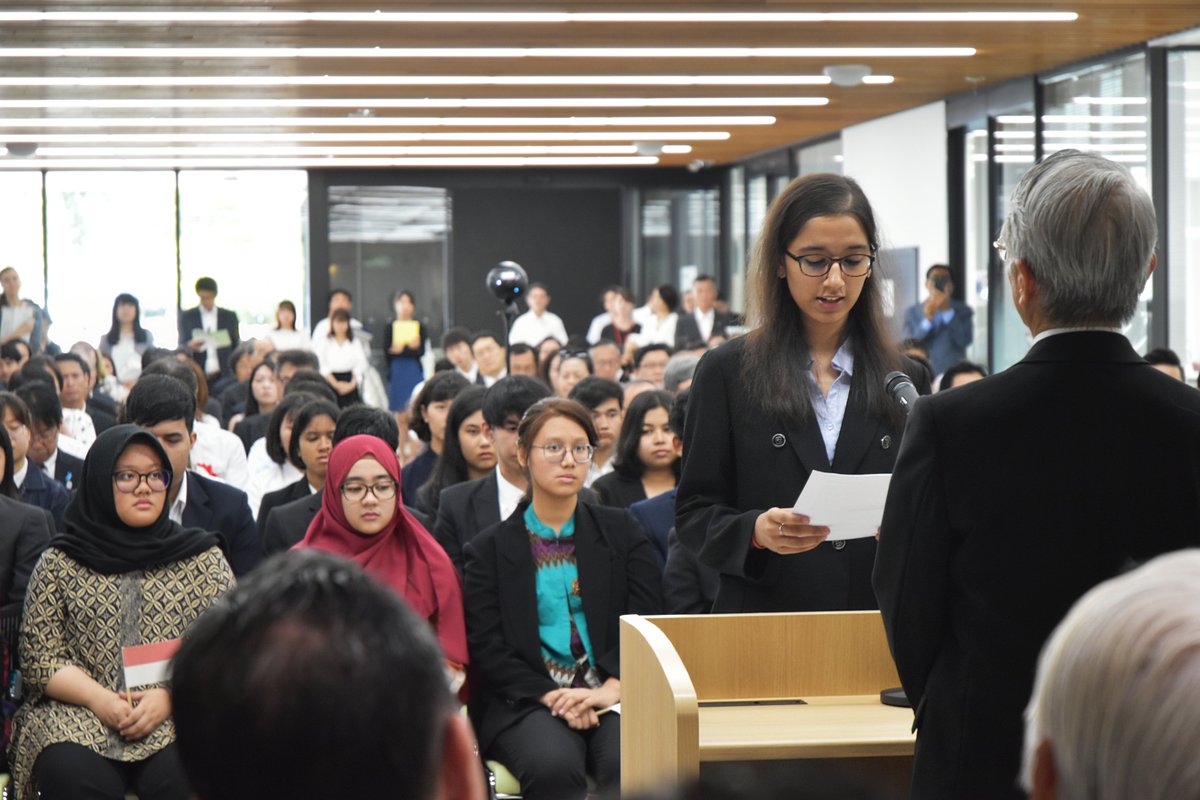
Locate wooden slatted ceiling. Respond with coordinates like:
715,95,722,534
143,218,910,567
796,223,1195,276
0,2,1195,169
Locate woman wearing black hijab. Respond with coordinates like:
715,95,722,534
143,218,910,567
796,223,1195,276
9,425,234,800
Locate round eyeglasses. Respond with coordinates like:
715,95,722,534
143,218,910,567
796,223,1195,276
112,469,171,494
340,480,398,502
530,443,595,464
784,251,876,278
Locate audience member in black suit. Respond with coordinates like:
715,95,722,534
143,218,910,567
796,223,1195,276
216,342,258,422
627,390,689,569
417,387,495,515
673,274,735,347
936,359,988,393
402,371,471,508
178,276,240,384
122,374,262,577
232,361,282,453
0,423,52,615
677,173,928,616
875,150,1200,800
433,376,551,575
14,379,85,492
257,398,338,537
67,342,119,424
2,392,69,530
593,389,678,510
261,405,432,555
663,529,720,615
464,398,661,800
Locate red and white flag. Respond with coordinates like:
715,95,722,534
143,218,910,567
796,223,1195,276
122,639,181,690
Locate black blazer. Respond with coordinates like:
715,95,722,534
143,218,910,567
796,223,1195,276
463,501,662,752
435,473,598,576
627,488,674,569
19,465,69,531
182,472,261,578
874,331,1200,799
233,413,271,454
676,336,927,613
592,471,647,510
178,305,241,377
257,477,312,538
0,495,52,614
663,527,719,615
84,400,117,434
674,308,736,347
261,489,433,558
53,450,84,493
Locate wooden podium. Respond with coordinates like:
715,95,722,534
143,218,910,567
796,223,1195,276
619,611,916,795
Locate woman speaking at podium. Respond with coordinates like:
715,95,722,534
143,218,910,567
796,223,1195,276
676,173,928,613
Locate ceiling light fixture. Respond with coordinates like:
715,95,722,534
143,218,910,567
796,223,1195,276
1070,96,1148,105
0,46,976,59
0,97,828,110
0,74,874,88
0,131,731,143
823,64,872,87
0,115,776,129
30,144,694,157
0,155,664,169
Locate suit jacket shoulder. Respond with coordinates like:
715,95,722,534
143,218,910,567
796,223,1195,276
262,491,323,557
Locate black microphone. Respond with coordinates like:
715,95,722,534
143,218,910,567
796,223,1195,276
885,371,920,416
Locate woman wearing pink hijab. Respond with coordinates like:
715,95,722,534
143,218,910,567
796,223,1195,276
294,434,468,685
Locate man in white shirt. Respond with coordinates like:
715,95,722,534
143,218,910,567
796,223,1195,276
14,379,85,490
52,352,97,449
311,289,365,341
179,277,241,384
471,332,507,388
585,286,619,345
674,274,733,347
442,327,479,384
506,283,569,347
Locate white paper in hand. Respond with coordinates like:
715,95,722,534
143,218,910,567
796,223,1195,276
792,471,892,541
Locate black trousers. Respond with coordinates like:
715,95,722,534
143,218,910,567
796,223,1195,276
488,707,620,800
32,741,191,800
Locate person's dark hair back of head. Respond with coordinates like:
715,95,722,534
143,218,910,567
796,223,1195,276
0,391,33,430
509,342,538,365
141,354,200,398
53,351,90,378
1145,347,1183,368
633,343,672,369
613,389,675,480
925,263,952,282
265,392,317,466
122,375,197,433
657,283,680,313
481,375,552,428
669,389,689,439
15,380,62,429
937,360,989,393
333,405,401,451
140,346,176,371
22,357,62,392
1,341,26,362
284,372,338,404
568,376,624,411
227,341,256,375
441,326,471,350
288,399,341,471
470,330,500,348
410,371,471,443
172,550,453,800
194,277,218,295
328,288,352,305
275,349,321,373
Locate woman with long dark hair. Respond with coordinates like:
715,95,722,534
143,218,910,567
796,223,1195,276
256,399,339,532
244,391,311,517
265,300,309,352
402,370,470,505
676,173,928,613
98,293,154,386
593,389,678,509
417,386,495,515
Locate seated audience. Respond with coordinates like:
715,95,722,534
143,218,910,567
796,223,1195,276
0,422,52,613
179,276,240,386
230,360,282,452
293,435,469,691
171,550,485,800
464,398,662,800
1144,346,1186,382
508,343,540,378
418,387,495,515
52,353,99,449
628,390,688,569
273,348,321,387
9,425,233,799
635,284,680,348
599,287,640,351
662,351,700,395
471,331,507,388
508,283,569,348
588,340,623,383
630,344,672,389
210,341,257,419
938,360,990,393
245,392,311,518
1,391,69,530
1023,550,1200,800
553,351,592,398
123,375,261,577
585,286,617,345
256,398,338,535
312,308,369,408
265,299,309,352
568,377,624,488
442,327,479,385
403,371,471,505
64,344,118,433
98,293,154,387
675,274,735,347
310,288,363,341
623,379,656,408
1,340,31,386
593,390,679,509
536,336,562,373
15,379,84,490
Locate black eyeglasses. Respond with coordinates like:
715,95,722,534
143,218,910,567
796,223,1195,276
530,443,595,464
340,480,398,502
784,251,876,278
112,469,171,493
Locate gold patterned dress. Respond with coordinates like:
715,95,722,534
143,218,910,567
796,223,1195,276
8,545,234,798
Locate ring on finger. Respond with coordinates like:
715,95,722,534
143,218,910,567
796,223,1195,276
778,522,786,536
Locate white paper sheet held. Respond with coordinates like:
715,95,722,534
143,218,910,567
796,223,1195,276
791,471,892,541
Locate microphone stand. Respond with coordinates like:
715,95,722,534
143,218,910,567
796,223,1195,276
498,300,520,375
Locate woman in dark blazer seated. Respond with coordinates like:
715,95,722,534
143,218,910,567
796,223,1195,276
464,398,661,800
592,389,678,509
676,173,929,614
256,399,339,536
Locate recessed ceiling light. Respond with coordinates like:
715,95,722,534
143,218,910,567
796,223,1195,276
0,46,975,59
0,131,731,143
0,11,1078,23
0,74,854,88
0,115,777,128
0,97,828,110
31,144,690,157
0,156,665,169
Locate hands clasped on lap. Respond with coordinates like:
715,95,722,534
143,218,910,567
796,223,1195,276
754,508,831,555
90,687,171,741
540,679,620,731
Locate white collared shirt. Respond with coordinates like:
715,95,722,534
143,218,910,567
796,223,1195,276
199,305,220,376
13,460,28,490
694,307,716,342
1031,326,1124,346
507,309,568,347
496,465,525,522
481,369,507,388
169,470,190,524
584,456,615,488
61,407,96,450
191,419,250,487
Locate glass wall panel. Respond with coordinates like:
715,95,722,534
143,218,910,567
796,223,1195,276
179,171,309,342
964,128,991,364
639,188,720,307
0,173,46,316
726,167,747,317
796,136,844,176
45,172,178,354
990,111,1038,370
1042,53,1151,351
327,185,450,350
1167,50,1200,381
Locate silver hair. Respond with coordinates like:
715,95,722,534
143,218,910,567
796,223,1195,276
1022,550,1200,800
663,352,700,394
998,149,1157,327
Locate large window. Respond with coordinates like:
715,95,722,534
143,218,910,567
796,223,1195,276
989,111,1039,370
0,174,46,309
1167,50,1200,381
639,188,720,304
46,172,178,350
963,127,991,363
179,171,308,341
